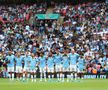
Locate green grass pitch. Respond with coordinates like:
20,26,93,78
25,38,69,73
0,78,108,90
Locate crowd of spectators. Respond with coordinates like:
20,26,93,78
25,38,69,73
53,2,108,72
0,1,108,77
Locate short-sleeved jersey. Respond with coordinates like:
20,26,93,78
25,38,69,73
6,54,15,67
30,57,38,69
77,57,85,70
47,57,54,68
15,56,23,67
23,55,32,67
39,55,46,68
62,55,69,68
69,53,79,65
54,54,62,65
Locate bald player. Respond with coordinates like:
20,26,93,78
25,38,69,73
69,49,79,81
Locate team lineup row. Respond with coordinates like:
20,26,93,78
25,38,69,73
5,49,85,82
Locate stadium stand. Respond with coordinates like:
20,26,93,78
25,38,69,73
0,0,108,80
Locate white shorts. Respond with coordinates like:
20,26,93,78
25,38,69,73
62,67,70,72
7,67,14,72
77,68,80,73
106,62,108,65
16,66,22,73
69,65,77,72
30,69,36,73
78,67,85,73
55,64,62,72
47,68,54,73
39,67,46,73
77,68,83,73
23,67,30,72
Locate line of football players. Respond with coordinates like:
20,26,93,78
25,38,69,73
5,49,85,82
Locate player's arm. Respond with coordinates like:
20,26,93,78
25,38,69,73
77,53,80,59
61,57,63,64
83,59,86,71
68,54,71,60
36,60,39,66
28,59,31,67
52,58,54,66
53,56,56,65
46,57,48,66
76,57,79,65
35,58,38,66
68,55,71,65
14,57,16,64
5,56,10,64
46,56,48,65
37,57,40,66
22,59,24,64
